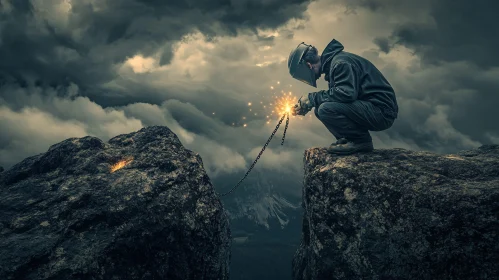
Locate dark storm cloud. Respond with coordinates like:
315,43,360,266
442,68,499,144
345,0,499,68
389,0,499,68
379,59,499,151
157,100,277,155
373,37,391,53
0,0,311,102
159,42,175,66
137,0,311,32
342,0,383,11
403,1,497,147
87,74,252,126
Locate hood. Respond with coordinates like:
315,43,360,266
320,39,345,75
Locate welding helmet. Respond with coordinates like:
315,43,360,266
288,42,317,88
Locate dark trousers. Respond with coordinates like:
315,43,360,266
314,101,394,143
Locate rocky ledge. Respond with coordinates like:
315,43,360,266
0,126,231,280
293,145,499,280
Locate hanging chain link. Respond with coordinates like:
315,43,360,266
281,113,290,145
219,113,288,197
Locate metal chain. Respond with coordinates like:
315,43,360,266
281,113,290,145
219,114,287,197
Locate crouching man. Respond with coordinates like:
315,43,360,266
288,39,399,155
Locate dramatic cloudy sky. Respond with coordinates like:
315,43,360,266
1,0,498,181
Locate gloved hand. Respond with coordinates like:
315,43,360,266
292,94,313,116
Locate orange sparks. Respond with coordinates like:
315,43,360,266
238,82,301,124
273,93,297,116
110,157,133,173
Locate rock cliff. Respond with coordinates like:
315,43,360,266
0,126,231,280
293,145,499,280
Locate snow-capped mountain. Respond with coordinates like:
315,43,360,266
216,169,302,229
213,169,304,280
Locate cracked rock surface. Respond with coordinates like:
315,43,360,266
293,145,499,280
0,126,231,280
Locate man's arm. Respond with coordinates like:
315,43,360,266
308,61,359,107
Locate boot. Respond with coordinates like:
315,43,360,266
331,138,348,146
327,140,374,155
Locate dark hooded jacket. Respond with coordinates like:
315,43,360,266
308,39,398,119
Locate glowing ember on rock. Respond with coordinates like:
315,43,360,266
110,157,133,173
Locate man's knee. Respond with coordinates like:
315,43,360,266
373,116,395,131
317,102,345,119
313,107,320,119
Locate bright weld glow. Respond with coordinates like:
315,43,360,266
273,91,297,117
239,81,299,125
